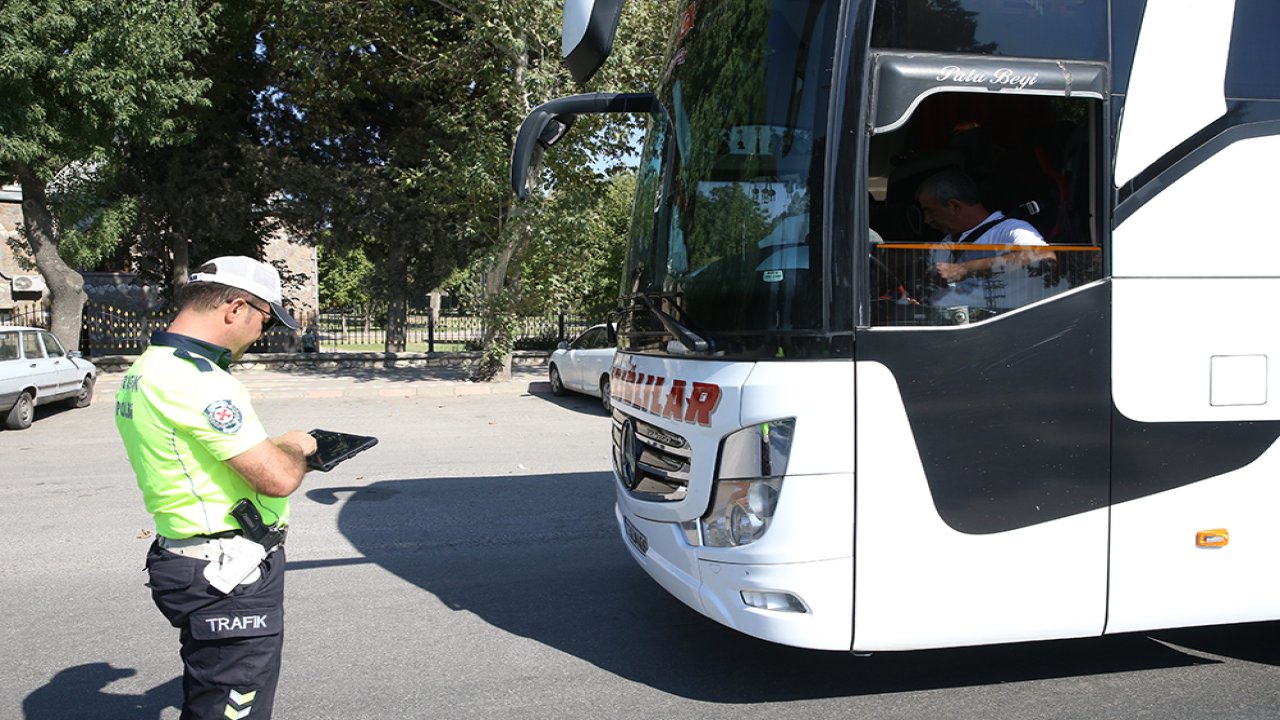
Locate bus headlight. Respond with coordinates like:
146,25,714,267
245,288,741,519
702,420,794,547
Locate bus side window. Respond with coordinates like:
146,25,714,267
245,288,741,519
867,92,1103,328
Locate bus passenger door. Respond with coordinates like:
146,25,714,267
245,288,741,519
849,53,1111,651
852,289,1111,651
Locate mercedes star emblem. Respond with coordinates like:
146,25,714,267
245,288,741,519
620,418,640,490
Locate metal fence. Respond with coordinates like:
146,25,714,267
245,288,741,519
1,302,595,356
312,311,593,353
1,305,50,330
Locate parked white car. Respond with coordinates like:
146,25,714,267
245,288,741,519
548,324,616,413
0,326,97,430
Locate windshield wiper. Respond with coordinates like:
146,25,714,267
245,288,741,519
615,292,713,353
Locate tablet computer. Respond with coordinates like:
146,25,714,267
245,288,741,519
307,429,379,472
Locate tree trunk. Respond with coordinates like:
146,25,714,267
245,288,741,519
474,233,523,382
168,231,190,288
384,247,408,353
385,295,407,353
16,164,87,352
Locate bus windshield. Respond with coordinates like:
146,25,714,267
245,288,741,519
620,0,838,359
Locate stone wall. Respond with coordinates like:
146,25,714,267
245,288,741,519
263,228,319,320
0,193,39,312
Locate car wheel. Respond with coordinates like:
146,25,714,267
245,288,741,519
549,364,566,396
69,375,95,409
5,391,34,430
600,375,612,414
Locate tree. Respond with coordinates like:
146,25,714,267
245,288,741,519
423,0,675,379
260,0,674,367
519,173,635,318
0,0,215,349
112,0,284,290
317,245,376,312
259,1,490,352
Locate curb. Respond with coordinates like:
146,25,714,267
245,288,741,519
94,378,553,402
246,380,554,401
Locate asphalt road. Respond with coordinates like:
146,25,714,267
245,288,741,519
4,383,1280,719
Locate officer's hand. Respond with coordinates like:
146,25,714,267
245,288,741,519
276,430,319,459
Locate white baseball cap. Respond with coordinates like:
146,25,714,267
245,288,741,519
189,256,299,330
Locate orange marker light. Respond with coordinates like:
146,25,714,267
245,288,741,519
1196,529,1230,548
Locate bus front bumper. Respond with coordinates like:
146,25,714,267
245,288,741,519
614,503,853,651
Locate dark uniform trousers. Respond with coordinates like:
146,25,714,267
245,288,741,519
146,540,286,720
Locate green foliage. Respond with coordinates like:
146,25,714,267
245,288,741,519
55,194,140,270
685,185,774,273
263,0,488,300
0,0,215,172
317,244,375,311
0,0,680,359
519,173,635,317
474,292,519,381
259,0,675,364
0,0,217,348
112,0,285,284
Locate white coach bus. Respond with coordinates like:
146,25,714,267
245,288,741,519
512,0,1280,651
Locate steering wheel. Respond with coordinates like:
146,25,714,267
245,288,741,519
869,252,921,304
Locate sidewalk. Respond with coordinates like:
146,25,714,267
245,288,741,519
93,363,552,401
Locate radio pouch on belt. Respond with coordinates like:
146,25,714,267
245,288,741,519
229,499,286,551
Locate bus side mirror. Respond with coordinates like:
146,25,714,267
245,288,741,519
511,109,575,200
511,92,663,200
563,0,626,83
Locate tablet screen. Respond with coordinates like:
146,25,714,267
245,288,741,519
307,429,379,472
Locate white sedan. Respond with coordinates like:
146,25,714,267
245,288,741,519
0,326,97,430
548,324,616,413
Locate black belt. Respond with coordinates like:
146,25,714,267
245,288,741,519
191,526,287,550
193,530,242,539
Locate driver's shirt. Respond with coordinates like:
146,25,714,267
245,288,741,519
936,211,1046,305
115,331,285,538
943,211,1045,258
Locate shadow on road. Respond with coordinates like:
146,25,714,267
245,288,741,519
535,388,613,417
300,472,1276,703
23,663,179,720
0,402,81,433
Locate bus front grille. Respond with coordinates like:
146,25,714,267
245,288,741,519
612,411,691,502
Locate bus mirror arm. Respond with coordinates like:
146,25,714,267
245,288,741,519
511,92,664,200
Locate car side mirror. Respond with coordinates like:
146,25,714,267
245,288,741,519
557,341,570,351
68,350,83,359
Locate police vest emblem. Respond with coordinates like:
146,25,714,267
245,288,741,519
204,400,244,434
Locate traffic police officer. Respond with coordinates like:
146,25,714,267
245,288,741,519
116,257,317,720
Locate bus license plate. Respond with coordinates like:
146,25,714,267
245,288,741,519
623,516,649,555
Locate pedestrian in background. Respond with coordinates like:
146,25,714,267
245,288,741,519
115,256,316,720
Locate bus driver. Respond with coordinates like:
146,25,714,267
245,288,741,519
916,169,1055,308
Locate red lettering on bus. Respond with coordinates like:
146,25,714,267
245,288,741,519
661,380,687,422
683,382,721,426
